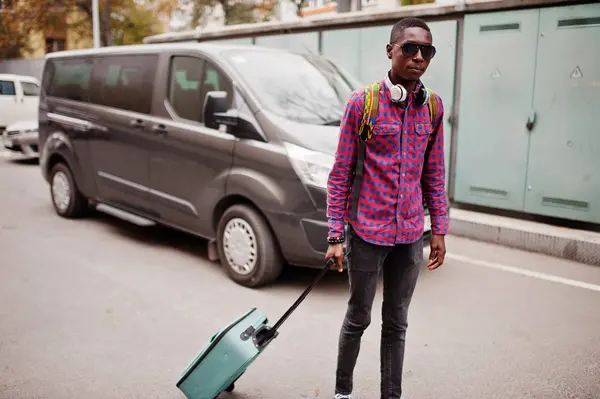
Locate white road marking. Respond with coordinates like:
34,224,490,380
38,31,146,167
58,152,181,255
446,252,600,293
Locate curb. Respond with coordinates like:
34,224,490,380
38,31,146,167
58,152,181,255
448,209,600,267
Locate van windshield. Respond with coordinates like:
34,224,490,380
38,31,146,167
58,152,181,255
222,49,362,126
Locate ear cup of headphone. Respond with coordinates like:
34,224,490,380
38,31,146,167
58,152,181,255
416,86,430,106
385,75,408,103
389,84,407,103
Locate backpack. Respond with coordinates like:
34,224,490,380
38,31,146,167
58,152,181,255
348,82,440,221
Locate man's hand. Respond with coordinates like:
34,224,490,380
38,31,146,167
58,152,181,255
427,234,446,271
326,243,345,272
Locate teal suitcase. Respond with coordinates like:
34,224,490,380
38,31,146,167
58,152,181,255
176,257,336,399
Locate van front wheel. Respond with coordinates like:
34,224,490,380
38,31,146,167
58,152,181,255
216,204,283,288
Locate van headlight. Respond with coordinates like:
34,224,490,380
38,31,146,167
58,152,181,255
283,142,334,189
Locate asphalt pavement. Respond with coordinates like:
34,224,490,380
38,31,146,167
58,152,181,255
1,152,599,399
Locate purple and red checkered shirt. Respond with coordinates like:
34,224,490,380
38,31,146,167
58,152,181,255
326,78,449,246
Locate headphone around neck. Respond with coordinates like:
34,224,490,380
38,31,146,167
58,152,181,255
384,73,429,106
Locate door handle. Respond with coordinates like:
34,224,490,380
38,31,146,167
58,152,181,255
152,123,168,136
526,109,537,131
448,114,455,126
130,118,145,129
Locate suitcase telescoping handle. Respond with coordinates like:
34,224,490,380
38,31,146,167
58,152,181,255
267,256,338,338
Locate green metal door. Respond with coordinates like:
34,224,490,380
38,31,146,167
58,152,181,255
359,25,391,84
419,20,457,190
254,32,319,54
524,3,600,223
454,10,540,211
321,28,362,81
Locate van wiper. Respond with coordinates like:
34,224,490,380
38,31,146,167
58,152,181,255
322,119,341,126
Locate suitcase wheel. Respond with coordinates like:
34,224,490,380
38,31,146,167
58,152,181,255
225,383,235,392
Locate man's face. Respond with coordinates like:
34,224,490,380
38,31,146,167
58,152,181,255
386,27,435,82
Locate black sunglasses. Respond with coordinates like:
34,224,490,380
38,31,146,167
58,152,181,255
393,42,437,60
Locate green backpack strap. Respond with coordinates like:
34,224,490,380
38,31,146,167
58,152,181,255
425,87,439,131
358,82,381,142
349,82,381,221
421,87,441,199
424,87,440,156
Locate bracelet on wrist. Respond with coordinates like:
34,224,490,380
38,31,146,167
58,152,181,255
327,236,345,245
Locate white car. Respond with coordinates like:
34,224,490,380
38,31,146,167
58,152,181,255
0,73,40,133
2,119,39,158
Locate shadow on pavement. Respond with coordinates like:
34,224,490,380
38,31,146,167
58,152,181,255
273,263,349,295
84,210,351,293
86,210,209,258
7,157,39,166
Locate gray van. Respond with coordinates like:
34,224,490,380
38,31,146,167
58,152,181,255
37,42,432,288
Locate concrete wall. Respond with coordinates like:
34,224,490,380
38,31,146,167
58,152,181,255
0,58,46,81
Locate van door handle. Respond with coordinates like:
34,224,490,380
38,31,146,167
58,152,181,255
130,118,145,129
152,124,168,136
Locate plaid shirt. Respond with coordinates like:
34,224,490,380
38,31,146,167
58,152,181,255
326,78,449,246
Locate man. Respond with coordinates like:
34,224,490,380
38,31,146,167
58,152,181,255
325,17,449,399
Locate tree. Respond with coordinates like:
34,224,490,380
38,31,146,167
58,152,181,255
0,7,31,58
179,0,277,29
292,0,308,17
0,0,173,59
70,0,169,46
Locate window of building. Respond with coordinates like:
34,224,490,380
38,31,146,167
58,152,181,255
90,54,158,114
167,55,233,124
0,81,16,96
45,58,92,102
46,38,66,54
0,0,14,10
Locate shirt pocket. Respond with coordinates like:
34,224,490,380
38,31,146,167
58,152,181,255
413,121,432,137
408,121,432,156
369,122,400,156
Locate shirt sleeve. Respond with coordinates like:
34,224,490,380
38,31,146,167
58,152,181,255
326,90,364,238
422,93,449,235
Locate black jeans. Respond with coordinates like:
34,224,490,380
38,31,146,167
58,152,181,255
335,226,423,399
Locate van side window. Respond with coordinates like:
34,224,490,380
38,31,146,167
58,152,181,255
168,56,233,125
0,80,16,96
46,58,92,102
21,82,40,96
168,56,206,122
203,62,233,111
91,55,157,114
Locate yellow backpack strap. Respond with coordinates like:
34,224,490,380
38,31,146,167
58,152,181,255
425,87,440,151
425,87,438,132
359,82,380,142
350,82,380,221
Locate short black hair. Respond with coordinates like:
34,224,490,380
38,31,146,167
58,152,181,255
389,17,431,44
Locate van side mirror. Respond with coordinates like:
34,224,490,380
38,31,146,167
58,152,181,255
204,91,237,130
203,90,265,142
